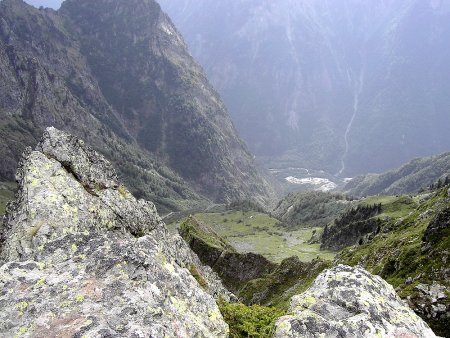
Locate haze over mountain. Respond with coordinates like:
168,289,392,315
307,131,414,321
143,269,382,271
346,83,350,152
159,0,450,177
0,0,272,211
23,0,62,9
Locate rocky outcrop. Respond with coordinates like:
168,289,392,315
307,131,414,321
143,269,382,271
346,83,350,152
274,265,437,338
408,283,450,336
0,128,231,337
422,206,450,249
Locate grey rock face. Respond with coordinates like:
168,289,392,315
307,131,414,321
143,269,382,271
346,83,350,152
409,283,450,327
274,265,437,338
0,128,230,337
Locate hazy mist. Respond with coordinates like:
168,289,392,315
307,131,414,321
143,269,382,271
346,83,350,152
24,0,62,9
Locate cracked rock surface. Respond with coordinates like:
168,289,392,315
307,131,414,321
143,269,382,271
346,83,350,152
0,127,230,337
274,265,438,338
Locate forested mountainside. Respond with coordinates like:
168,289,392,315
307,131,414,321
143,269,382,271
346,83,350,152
345,152,450,197
0,0,272,212
159,0,450,176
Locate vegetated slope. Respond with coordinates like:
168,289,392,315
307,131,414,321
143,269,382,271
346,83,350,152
190,210,335,263
320,195,418,251
60,0,273,203
177,212,439,338
178,216,330,307
272,191,351,228
344,152,450,197
159,0,450,176
0,0,272,212
338,187,450,336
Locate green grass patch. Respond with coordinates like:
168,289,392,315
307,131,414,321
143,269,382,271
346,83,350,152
189,264,208,289
218,300,285,338
192,211,335,263
361,195,417,219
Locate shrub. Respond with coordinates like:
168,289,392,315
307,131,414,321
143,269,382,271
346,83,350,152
218,300,285,338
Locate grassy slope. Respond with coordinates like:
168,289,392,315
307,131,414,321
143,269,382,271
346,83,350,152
192,211,335,263
340,190,449,288
171,210,333,337
360,195,418,219
339,188,450,336
272,190,352,228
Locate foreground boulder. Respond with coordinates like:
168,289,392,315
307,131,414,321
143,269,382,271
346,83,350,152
274,265,437,338
0,128,229,337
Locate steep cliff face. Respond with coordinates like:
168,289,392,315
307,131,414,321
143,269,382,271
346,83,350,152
0,0,204,212
0,128,231,337
0,0,272,210
160,0,450,176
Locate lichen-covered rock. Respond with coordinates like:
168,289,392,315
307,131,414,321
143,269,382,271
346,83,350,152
0,232,227,337
274,265,438,338
0,127,230,337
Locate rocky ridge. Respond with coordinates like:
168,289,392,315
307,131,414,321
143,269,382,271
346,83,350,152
0,127,231,337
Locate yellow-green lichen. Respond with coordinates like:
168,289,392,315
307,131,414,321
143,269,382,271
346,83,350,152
296,294,316,309
14,326,29,338
16,301,29,314
35,278,46,287
208,308,222,322
75,294,85,303
118,185,129,198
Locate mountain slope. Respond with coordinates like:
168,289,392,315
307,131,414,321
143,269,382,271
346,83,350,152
0,0,272,211
338,187,450,336
344,152,450,197
159,0,450,176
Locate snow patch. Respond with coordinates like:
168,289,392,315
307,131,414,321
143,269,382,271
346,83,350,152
285,176,337,192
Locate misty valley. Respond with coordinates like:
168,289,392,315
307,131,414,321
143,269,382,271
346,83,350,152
0,0,449,337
